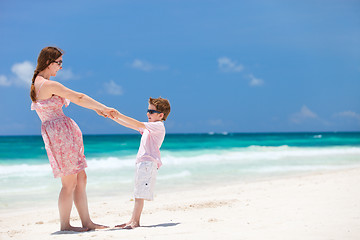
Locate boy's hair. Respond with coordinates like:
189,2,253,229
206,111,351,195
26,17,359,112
149,97,171,121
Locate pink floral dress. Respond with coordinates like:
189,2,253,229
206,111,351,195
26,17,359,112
31,87,87,178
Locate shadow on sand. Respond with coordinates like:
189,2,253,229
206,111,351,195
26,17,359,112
105,222,181,231
51,230,92,235
51,222,181,234
142,222,181,228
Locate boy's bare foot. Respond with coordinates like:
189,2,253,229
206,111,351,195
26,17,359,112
84,222,109,230
60,226,89,232
122,222,140,229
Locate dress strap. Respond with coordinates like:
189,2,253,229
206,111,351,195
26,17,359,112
36,80,47,96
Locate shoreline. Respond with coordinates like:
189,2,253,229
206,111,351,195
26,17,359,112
1,167,360,239
2,165,359,214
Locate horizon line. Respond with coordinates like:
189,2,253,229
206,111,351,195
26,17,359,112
1,130,360,137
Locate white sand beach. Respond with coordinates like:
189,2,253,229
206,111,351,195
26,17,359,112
1,167,359,240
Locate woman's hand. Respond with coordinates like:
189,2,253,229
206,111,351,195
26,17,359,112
101,107,119,118
95,109,108,117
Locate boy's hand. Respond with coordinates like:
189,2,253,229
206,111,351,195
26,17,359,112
103,107,119,118
109,109,120,119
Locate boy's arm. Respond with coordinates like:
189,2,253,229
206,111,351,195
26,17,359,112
110,110,146,130
111,117,139,131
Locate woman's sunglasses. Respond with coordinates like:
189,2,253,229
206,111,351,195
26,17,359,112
54,60,63,67
147,109,162,114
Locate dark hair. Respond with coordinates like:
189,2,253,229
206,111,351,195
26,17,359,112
30,46,64,102
149,97,171,121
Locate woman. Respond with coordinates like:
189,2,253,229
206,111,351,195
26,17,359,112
30,46,111,231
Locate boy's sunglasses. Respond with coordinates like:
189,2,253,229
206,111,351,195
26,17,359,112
54,60,63,67
147,109,162,114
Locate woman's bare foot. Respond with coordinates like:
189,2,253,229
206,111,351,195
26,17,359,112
115,223,127,228
60,226,89,232
84,222,109,230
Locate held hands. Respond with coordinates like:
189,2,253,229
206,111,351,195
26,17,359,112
95,107,120,119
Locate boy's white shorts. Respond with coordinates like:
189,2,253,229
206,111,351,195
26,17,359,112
134,161,158,201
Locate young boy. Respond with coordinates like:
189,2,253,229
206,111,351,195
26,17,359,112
110,97,171,229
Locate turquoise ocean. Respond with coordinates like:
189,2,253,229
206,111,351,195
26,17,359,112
1,132,360,211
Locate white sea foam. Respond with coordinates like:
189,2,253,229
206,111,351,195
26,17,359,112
87,156,135,169
157,170,191,180
0,163,51,177
313,134,322,138
1,144,360,210
1,146,359,179
241,165,352,173
162,146,360,165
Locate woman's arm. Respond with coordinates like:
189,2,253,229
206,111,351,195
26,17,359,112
46,80,113,115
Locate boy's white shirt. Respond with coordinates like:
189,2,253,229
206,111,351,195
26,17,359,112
136,121,165,169
112,116,165,168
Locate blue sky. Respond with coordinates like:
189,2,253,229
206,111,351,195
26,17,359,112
0,0,359,135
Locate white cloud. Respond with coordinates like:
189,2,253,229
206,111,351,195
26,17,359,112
57,68,78,81
11,61,34,87
218,57,244,72
132,59,153,71
334,111,360,121
290,105,318,123
0,75,11,86
248,74,264,87
131,59,167,71
0,61,80,88
104,80,123,95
